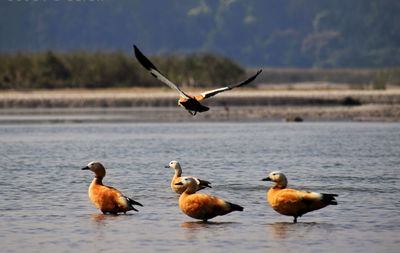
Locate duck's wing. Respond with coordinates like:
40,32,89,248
133,45,190,99
189,176,211,189
198,69,262,100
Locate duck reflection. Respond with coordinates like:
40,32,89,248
181,221,218,229
90,213,129,224
267,222,295,239
180,221,237,240
91,213,109,222
267,222,328,239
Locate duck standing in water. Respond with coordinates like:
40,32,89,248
166,160,211,194
134,45,262,115
262,171,338,223
176,177,243,222
82,161,142,214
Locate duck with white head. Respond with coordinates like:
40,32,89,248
262,171,338,223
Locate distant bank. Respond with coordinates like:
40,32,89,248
0,88,399,122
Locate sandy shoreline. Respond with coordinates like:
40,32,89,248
1,88,400,122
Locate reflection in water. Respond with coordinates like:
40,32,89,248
90,213,132,224
91,213,109,222
267,222,336,240
180,221,238,241
180,221,235,229
267,222,297,239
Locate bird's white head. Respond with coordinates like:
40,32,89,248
262,171,288,188
166,160,182,170
175,177,197,194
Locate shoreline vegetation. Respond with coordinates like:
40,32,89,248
1,51,399,122
1,51,400,90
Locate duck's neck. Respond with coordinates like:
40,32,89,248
180,190,194,199
273,181,287,189
182,184,197,195
174,167,182,178
92,177,103,185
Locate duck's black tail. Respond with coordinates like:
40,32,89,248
199,179,212,189
128,197,143,207
321,193,338,205
228,202,244,212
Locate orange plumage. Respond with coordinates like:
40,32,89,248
176,177,243,221
82,161,142,214
262,171,338,223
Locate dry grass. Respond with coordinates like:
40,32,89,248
1,87,400,121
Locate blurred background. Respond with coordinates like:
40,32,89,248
1,0,400,68
0,0,399,121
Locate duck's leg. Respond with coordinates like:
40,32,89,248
293,216,298,223
188,110,197,116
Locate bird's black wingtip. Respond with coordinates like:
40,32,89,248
133,45,158,72
133,44,141,57
133,44,141,55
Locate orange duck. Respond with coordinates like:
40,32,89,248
166,160,211,194
262,171,338,223
176,177,243,222
134,45,262,116
82,161,142,214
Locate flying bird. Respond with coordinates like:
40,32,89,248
82,161,143,214
134,45,262,115
176,177,243,222
262,171,338,223
166,160,211,194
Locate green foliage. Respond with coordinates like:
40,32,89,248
0,51,245,90
1,1,399,68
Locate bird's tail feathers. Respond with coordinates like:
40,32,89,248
127,197,143,207
321,193,338,205
198,179,212,189
228,201,244,212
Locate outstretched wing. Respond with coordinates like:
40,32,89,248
199,69,262,100
133,45,190,99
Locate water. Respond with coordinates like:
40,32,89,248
0,122,399,253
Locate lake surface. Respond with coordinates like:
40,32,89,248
0,122,399,253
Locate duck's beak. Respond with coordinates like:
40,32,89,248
175,182,184,185
81,166,90,170
261,177,271,181
164,165,170,168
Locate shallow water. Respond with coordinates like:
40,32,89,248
0,122,399,253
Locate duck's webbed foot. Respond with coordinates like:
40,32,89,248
188,110,197,116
